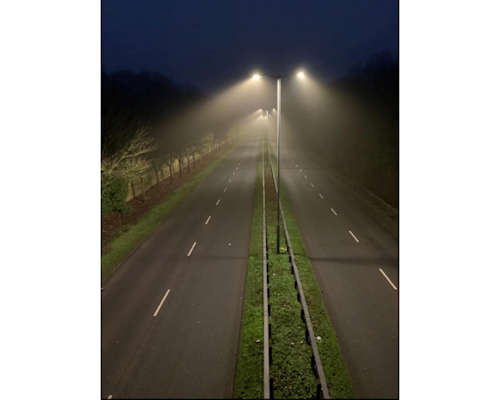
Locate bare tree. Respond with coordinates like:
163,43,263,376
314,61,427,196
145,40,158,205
101,128,156,184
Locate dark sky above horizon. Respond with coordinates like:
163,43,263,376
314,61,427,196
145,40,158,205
102,0,398,92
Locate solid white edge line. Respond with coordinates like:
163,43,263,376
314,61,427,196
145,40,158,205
187,241,197,256
348,230,360,243
205,215,211,225
379,267,398,291
330,207,338,216
153,289,171,317
216,199,221,206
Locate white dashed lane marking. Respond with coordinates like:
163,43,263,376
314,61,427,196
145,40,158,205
348,230,360,243
216,199,221,206
330,207,338,216
205,216,211,225
187,241,197,256
379,268,398,291
318,193,324,199
153,289,171,317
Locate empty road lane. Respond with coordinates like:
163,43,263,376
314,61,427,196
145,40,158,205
101,136,259,399
278,136,399,399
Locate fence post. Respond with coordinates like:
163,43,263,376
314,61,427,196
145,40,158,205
131,180,136,199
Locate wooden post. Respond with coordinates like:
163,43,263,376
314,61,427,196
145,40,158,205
130,181,135,199
153,163,159,186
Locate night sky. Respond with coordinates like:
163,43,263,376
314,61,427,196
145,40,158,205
102,0,398,91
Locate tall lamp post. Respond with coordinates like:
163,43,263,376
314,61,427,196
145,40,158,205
276,77,282,253
252,71,305,253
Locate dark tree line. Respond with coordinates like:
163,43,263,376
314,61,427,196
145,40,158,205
337,51,398,108
286,51,399,207
101,70,228,215
101,70,200,158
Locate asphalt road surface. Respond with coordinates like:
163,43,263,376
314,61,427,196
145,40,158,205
101,136,259,399
277,135,399,399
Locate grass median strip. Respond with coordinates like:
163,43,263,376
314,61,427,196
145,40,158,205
101,146,234,281
265,161,319,398
280,196,353,398
236,145,353,398
234,153,264,398
270,155,353,398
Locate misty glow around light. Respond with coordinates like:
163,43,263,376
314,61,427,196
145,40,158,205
296,70,305,79
252,73,261,81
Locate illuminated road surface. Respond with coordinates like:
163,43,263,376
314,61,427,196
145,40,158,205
101,137,259,399
280,135,399,399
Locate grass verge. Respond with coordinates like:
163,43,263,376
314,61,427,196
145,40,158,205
101,146,235,281
234,151,264,398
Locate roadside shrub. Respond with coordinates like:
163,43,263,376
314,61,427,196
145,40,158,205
102,176,130,215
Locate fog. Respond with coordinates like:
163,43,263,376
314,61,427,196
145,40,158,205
102,54,398,207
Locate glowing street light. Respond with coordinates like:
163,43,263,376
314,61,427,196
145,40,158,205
251,70,306,254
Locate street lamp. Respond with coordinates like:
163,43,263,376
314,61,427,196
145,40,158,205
252,70,306,253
